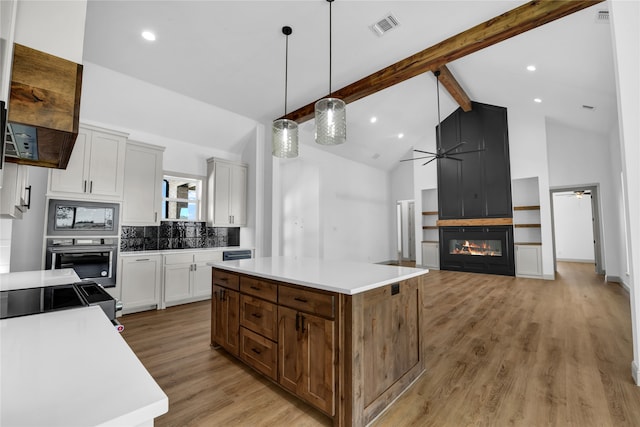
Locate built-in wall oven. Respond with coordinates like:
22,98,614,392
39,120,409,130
45,199,120,287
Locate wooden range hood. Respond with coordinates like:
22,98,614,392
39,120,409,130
5,44,82,169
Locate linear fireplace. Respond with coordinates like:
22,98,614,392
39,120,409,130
439,226,515,276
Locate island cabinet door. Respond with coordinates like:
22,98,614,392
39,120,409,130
211,284,240,356
278,306,335,416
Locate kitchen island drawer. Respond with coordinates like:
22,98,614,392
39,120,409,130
279,284,335,319
240,276,277,303
212,269,239,290
240,327,277,381
240,294,277,340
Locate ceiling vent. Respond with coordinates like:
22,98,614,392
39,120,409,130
595,10,609,23
371,13,400,37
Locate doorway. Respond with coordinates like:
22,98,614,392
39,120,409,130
396,200,415,263
550,185,603,275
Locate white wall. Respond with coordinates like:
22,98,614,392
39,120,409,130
274,141,393,263
552,193,595,262
546,119,621,277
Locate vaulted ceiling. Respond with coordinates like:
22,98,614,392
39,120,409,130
82,1,617,170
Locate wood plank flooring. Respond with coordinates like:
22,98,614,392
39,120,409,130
120,262,640,427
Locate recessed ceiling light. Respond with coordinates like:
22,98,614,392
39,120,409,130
398,133,404,139
142,31,156,41
370,117,377,123
534,98,542,103
527,65,536,71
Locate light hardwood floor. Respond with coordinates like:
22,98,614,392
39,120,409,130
121,262,640,426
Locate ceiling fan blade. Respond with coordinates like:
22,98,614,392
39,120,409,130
454,149,486,155
414,149,438,156
443,156,463,161
441,141,466,155
400,155,436,162
422,157,438,166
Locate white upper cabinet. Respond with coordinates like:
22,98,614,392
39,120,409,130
0,162,30,219
207,158,247,227
48,124,127,200
122,141,165,226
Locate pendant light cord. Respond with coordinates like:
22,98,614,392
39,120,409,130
329,0,333,96
284,31,289,116
435,70,442,151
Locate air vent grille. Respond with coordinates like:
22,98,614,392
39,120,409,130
595,10,609,23
371,13,400,37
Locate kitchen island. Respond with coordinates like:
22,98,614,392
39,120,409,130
209,257,428,427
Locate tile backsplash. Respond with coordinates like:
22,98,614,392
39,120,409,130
121,221,240,252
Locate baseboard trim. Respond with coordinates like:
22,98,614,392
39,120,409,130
606,275,631,293
556,258,595,263
632,361,640,386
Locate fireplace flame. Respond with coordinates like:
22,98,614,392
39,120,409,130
450,239,502,257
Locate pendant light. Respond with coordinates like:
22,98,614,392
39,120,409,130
315,0,346,146
272,26,299,158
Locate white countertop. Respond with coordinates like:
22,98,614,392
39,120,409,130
0,305,168,427
208,257,428,295
0,268,81,291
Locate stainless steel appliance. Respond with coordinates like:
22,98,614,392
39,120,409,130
46,238,118,287
0,281,123,331
47,199,120,237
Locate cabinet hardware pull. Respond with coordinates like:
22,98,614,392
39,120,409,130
220,289,225,301
251,348,261,355
136,259,150,262
90,181,93,193
154,212,157,222
193,264,197,271
250,286,260,291
220,277,228,282
294,297,308,303
251,313,262,319
295,313,300,331
83,180,87,192
300,315,306,333
23,185,32,209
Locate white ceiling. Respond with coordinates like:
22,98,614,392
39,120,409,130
82,0,617,171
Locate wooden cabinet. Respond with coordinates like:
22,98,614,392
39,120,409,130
163,251,222,307
122,141,165,226
0,162,30,219
278,306,335,415
120,254,162,314
212,269,240,356
206,158,247,226
48,124,127,200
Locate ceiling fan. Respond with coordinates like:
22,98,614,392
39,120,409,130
400,70,484,166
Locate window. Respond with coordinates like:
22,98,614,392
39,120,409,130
162,174,203,221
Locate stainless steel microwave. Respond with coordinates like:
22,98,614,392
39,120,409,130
47,199,120,236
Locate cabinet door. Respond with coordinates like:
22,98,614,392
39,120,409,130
193,262,214,297
87,130,126,198
515,245,542,277
120,256,161,311
212,285,240,356
212,161,232,225
164,263,192,303
278,306,300,394
122,143,164,225
0,162,29,219
299,312,335,415
49,130,89,194
229,164,247,225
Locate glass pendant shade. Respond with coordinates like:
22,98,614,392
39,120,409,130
272,118,299,158
315,97,346,145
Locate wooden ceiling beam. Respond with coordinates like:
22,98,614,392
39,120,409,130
283,0,604,123
435,65,472,112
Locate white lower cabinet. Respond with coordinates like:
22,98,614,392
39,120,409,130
421,241,440,269
515,244,542,278
163,251,223,308
120,254,162,314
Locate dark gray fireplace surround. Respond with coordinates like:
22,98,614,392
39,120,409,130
436,102,515,276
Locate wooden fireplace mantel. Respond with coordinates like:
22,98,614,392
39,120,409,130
436,218,513,227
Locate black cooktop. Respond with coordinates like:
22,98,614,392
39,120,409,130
0,284,88,320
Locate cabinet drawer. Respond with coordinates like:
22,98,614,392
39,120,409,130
164,253,194,265
279,285,335,319
240,327,277,381
212,269,239,290
240,276,277,303
194,251,222,263
240,295,277,340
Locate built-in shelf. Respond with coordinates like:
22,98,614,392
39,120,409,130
513,205,540,211
422,240,439,244
422,226,438,230
514,242,542,245
514,223,541,228
422,211,438,216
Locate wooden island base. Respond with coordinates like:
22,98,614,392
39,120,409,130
211,266,427,427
